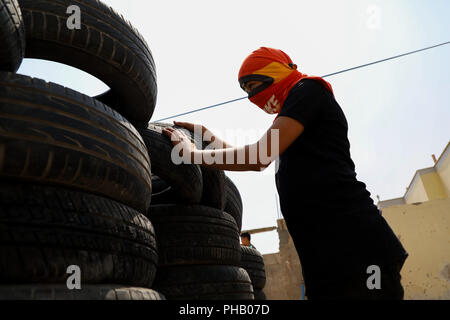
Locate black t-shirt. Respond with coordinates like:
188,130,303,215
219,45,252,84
275,79,408,292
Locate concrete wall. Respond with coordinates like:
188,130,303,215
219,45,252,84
381,198,450,299
262,219,304,300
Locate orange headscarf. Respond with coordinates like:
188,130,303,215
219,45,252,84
238,47,334,115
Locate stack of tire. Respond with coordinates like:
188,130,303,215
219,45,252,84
139,123,255,300
240,247,267,300
0,0,163,300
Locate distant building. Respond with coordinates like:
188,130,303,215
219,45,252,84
378,141,450,299
378,141,450,209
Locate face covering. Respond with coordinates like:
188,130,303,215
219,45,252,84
238,47,334,115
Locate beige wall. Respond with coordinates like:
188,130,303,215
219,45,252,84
421,172,447,200
382,198,450,299
378,197,405,209
405,173,428,204
405,170,447,204
436,146,450,197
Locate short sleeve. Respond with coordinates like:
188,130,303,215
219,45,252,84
278,79,325,129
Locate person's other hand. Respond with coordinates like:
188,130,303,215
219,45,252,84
173,121,205,134
162,127,197,156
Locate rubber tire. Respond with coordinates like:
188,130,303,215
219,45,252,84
150,164,226,212
254,289,267,300
240,246,266,290
181,125,227,210
0,182,158,287
154,265,254,300
0,72,152,212
224,175,243,232
151,174,171,194
149,175,177,204
0,0,25,72
147,204,241,267
149,122,226,210
19,0,157,125
0,285,165,300
138,124,203,205
149,175,189,206
200,166,226,210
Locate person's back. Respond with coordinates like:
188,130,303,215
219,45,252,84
275,78,408,299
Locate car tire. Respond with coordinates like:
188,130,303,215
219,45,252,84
0,285,165,300
0,0,25,72
139,124,203,205
0,72,152,212
149,122,226,210
19,0,157,125
240,246,266,290
199,166,226,210
224,175,243,232
154,265,254,300
254,289,267,300
147,204,241,267
0,182,158,287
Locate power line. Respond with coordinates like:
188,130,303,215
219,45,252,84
321,40,450,78
156,96,247,122
155,40,450,122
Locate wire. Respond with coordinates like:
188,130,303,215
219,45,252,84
156,97,247,122
155,41,450,122
321,41,450,78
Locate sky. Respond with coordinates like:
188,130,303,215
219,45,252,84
18,0,450,254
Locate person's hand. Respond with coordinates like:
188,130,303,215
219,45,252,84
173,121,205,134
162,126,197,156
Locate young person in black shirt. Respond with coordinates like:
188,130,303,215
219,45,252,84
163,47,408,300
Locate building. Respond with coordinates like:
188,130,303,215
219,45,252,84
378,141,450,299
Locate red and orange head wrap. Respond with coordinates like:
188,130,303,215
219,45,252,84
238,47,334,114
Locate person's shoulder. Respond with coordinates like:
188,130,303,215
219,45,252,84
287,78,326,100
298,78,327,93
283,80,322,108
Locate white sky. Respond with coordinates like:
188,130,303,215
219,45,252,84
18,0,450,254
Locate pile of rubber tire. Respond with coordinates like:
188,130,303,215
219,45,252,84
0,0,256,300
0,0,160,300
141,123,255,300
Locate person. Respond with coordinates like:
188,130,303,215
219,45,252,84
163,47,408,300
240,232,256,249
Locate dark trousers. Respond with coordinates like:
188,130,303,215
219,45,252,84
306,262,405,300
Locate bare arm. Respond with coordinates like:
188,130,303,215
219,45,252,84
164,116,305,172
202,127,235,149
